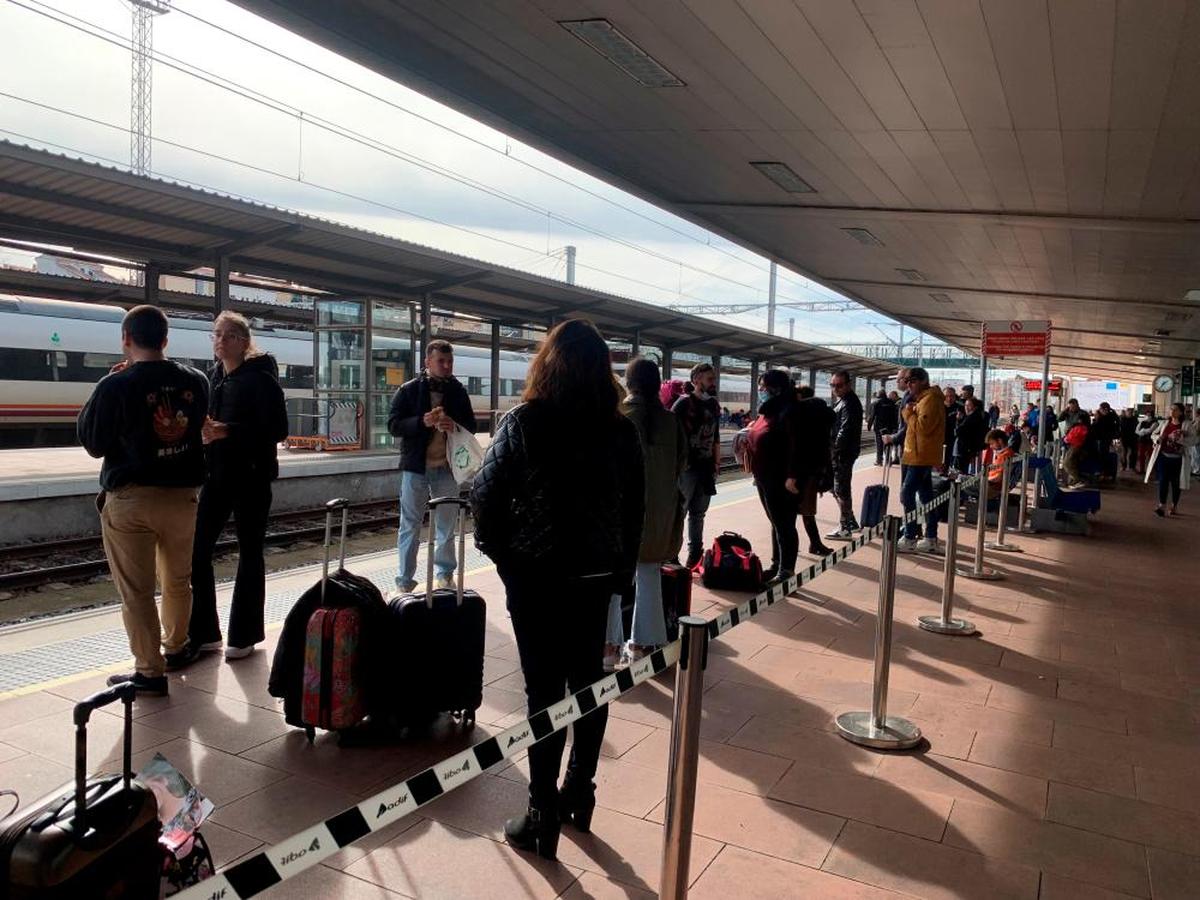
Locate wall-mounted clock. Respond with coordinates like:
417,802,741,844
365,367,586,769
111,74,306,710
1153,374,1176,393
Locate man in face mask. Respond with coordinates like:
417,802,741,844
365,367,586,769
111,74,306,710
672,362,721,568
387,340,476,593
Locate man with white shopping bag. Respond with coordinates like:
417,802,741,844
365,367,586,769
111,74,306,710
387,340,477,592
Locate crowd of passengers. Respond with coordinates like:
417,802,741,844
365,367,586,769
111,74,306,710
76,307,1200,861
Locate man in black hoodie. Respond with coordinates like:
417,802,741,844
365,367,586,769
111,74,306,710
826,370,864,539
78,306,209,695
388,340,476,593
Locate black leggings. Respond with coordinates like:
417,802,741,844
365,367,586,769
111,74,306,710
189,477,272,649
505,576,611,808
757,481,799,575
1158,456,1183,507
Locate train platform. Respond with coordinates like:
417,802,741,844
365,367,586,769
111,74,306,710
2,466,1196,899
0,446,402,545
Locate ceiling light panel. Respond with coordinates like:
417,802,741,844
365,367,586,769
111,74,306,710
559,19,685,87
896,268,926,282
841,227,883,247
750,161,816,194
929,293,952,304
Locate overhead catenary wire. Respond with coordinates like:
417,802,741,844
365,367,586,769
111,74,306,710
10,0,843,313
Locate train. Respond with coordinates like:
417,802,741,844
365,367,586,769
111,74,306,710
0,296,755,448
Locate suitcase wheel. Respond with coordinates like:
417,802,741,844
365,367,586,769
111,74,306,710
305,725,315,744
458,710,476,728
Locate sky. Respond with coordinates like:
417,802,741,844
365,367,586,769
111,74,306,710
0,0,957,359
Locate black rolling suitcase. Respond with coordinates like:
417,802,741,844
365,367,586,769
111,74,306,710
0,682,161,899
860,456,891,528
389,496,485,727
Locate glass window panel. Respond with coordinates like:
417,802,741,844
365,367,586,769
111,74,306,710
371,341,411,392
316,299,364,327
316,329,365,391
371,301,411,331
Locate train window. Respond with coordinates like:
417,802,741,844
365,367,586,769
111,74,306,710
510,379,525,394
277,364,314,390
467,376,482,395
0,348,54,381
82,353,123,370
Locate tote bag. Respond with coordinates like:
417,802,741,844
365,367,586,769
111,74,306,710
446,424,485,485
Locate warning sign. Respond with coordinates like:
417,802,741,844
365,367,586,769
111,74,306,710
981,321,1050,357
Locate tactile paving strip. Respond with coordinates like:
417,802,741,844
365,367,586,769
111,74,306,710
0,544,490,694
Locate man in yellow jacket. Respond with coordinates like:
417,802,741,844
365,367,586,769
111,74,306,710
897,367,946,554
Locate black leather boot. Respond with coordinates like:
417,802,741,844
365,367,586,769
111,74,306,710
558,775,597,833
504,804,560,860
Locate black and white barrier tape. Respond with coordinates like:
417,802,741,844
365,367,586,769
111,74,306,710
179,476,978,899
180,643,680,900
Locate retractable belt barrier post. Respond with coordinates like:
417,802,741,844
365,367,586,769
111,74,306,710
836,515,922,750
1017,450,1032,533
919,479,976,636
960,451,1002,582
986,459,1023,554
659,617,709,900
181,478,970,900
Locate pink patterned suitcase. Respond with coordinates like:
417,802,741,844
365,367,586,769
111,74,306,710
301,605,367,733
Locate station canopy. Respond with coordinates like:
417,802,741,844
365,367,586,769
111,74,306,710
233,0,1200,383
0,140,893,377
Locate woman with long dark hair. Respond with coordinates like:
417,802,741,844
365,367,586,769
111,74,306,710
471,319,644,860
185,311,289,663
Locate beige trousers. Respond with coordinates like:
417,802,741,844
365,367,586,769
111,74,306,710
100,485,199,677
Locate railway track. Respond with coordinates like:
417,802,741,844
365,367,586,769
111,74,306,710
0,499,400,592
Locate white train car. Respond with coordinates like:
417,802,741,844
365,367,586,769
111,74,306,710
0,296,757,448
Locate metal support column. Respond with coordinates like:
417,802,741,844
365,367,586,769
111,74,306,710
808,367,817,389
213,255,229,319
143,263,160,305
919,480,976,635
749,359,761,416
1033,351,1052,503
660,617,709,900
836,516,922,749
630,329,641,359
565,245,576,285
420,294,432,364
489,321,501,435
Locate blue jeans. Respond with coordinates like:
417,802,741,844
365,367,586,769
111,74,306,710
900,465,938,541
396,466,460,588
605,562,667,647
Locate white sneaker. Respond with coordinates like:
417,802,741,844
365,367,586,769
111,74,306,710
225,645,255,661
916,538,941,554
896,538,920,553
196,641,223,652
433,574,455,591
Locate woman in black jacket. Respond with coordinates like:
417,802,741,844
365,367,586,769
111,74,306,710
186,312,289,663
471,319,644,861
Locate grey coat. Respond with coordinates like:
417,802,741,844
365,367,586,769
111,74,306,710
624,395,688,562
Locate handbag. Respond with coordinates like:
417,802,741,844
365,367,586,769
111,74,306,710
446,424,485,485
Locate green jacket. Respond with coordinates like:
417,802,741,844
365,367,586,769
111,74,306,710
624,395,688,562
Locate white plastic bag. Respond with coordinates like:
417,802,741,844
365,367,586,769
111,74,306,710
446,423,485,485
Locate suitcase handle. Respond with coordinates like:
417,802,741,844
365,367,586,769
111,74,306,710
322,498,351,604
426,496,469,608
73,683,135,834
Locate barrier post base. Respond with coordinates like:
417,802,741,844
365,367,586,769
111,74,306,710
835,711,921,750
957,564,1003,581
918,614,977,636
984,541,1024,553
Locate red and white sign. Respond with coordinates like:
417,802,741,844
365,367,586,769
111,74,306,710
981,321,1051,357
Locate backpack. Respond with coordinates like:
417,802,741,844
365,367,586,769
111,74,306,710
660,379,688,410
700,532,764,591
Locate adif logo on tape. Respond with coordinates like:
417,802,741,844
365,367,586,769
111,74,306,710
441,759,471,783
205,888,227,900
552,703,575,723
279,837,321,867
598,683,616,698
630,658,653,679
376,792,410,818
507,728,530,748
